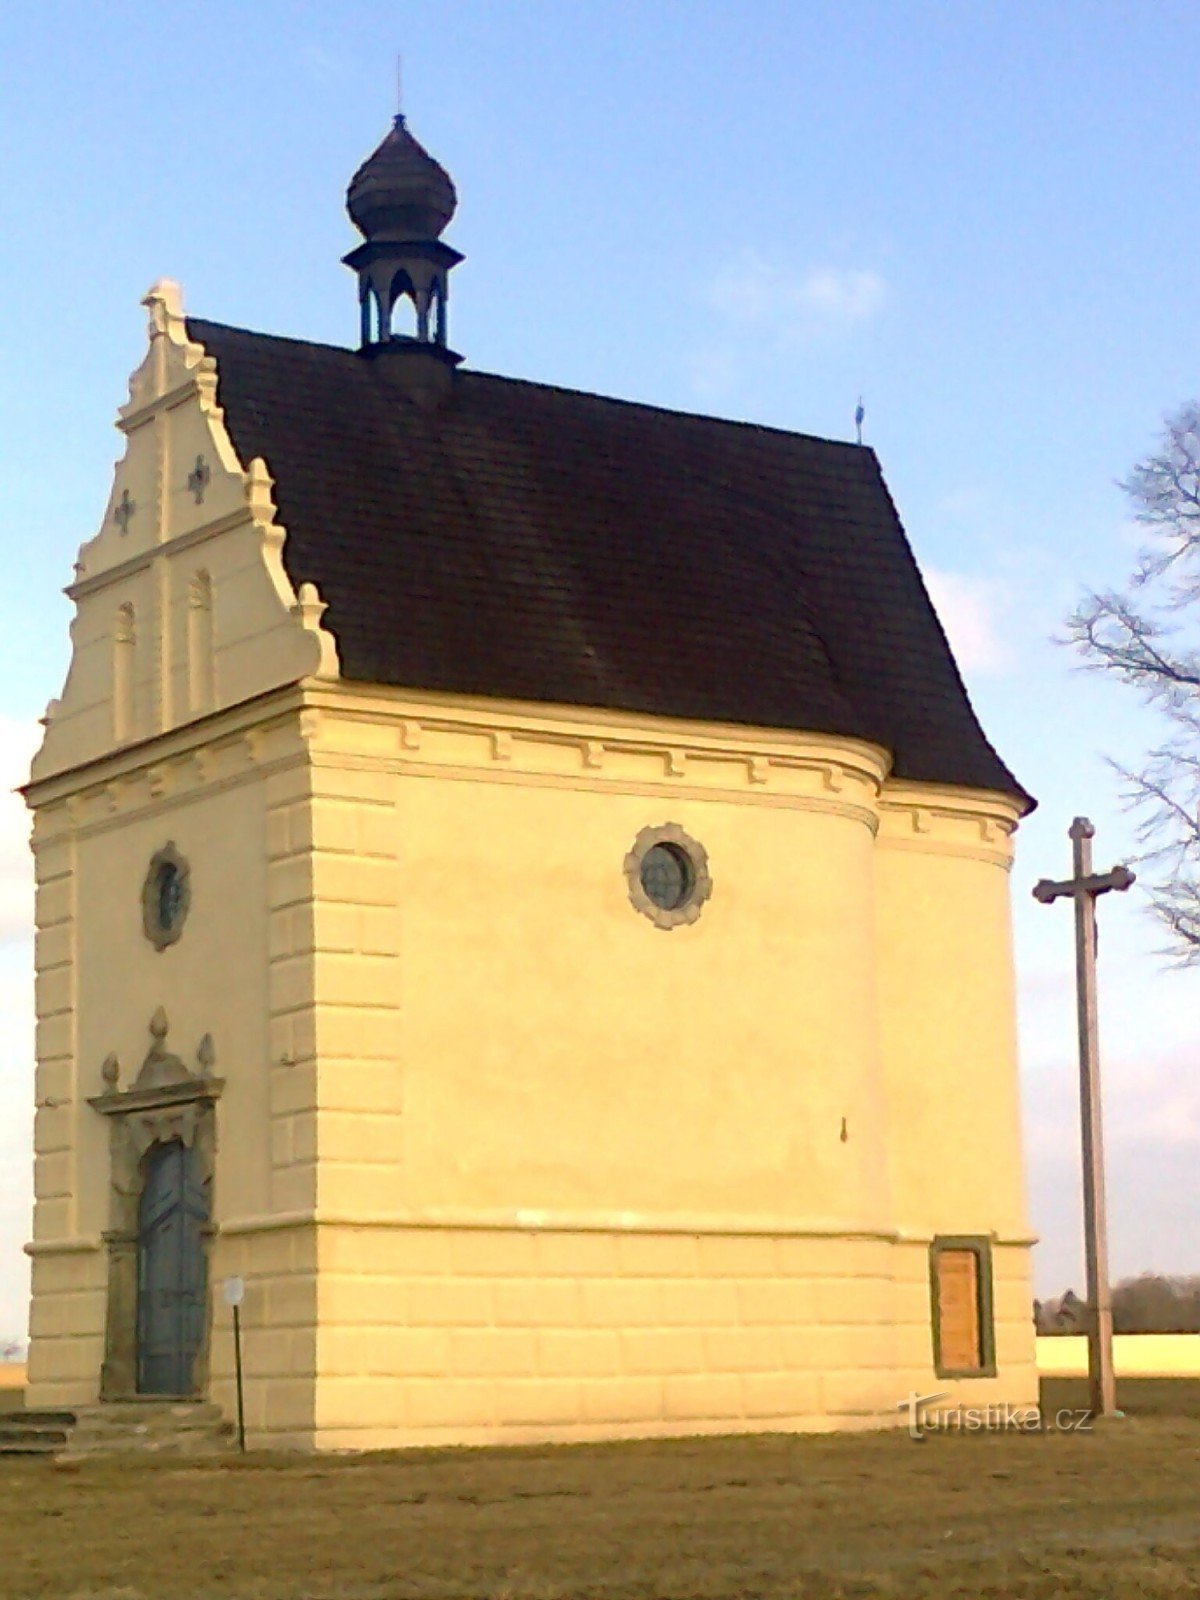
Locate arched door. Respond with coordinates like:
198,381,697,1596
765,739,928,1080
136,1139,208,1394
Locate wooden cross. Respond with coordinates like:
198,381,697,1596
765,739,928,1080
187,454,211,505
1033,817,1135,1420
114,488,136,533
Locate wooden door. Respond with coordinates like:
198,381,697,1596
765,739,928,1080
136,1140,208,1395
935,1247,983,1373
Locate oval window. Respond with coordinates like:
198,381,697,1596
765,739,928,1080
142,844,191,951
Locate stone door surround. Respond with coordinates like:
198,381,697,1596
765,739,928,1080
88,1009,223,1400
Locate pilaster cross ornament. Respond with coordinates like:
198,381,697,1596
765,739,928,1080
114,488,136,534
1032,816,1135,1424
187,454,211,504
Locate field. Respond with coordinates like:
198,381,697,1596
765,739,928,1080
1,1381,1199,1599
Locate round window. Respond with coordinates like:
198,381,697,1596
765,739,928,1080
624,823,712,930
639,843,694,910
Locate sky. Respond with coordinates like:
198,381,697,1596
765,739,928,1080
1,0,1199,1343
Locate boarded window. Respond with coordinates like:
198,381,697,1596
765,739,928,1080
930,1238,994,1377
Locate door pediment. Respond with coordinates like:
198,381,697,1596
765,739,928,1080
89,1008,223,1148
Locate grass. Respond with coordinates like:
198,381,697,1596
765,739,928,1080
1042,1374,1200,1417
1,1382,1199,1599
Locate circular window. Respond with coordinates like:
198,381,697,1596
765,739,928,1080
142,843,191,951
624,824,712,930
640,843,694,910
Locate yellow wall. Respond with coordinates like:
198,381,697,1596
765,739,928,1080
876,787,1028,1241
26,710,322,1430
23,285,1036,1446
292,688,1033,1446
312,710,890,1225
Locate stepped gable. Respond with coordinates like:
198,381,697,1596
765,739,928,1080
187,315,1029,805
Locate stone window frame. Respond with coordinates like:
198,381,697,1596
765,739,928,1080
623,822,712,931
142,841,191,952
929,1234,997,1379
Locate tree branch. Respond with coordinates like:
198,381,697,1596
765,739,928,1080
1070,401,1200,961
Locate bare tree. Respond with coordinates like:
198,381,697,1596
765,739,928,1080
1068,402,1200,960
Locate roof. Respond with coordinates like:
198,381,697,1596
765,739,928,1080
345,115,457,242
187,318,1030,804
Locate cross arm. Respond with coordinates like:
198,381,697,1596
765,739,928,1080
1032,865,1136,904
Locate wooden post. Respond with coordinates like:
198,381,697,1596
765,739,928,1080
1033,816,1134,1419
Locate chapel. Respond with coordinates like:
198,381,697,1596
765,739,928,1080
23,114,1037,1448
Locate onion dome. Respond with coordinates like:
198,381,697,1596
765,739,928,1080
346,114,457,242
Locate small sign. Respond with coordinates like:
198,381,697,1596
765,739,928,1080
223,1275,245,1308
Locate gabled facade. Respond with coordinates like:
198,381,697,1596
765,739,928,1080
24,119,1036,1448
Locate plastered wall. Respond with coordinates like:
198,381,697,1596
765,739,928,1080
23,288,1035,1442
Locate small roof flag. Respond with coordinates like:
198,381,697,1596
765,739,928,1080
855,397,865,445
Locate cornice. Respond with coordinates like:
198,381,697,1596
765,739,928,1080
311,681,895,771
219,1206,904,1242
116,369,209,435
66,507,253,601
25,684,309,841
880,779,1025,824
26,678,1025,848
24,1219,1035,1256
300,682,892,822
877,780,1023,868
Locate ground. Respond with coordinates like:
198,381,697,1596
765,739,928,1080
2,1381,1199,1599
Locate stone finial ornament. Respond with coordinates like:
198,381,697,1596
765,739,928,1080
293,582,327,631
142,278,186,340
101,1053,120,1087
244,457,277,520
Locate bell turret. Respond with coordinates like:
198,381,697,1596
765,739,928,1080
343,115,463,360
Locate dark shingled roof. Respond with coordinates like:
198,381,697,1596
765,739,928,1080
188,318,1029,805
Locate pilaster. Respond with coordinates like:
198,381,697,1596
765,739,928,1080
265,758,320,1217
32,828,78,1240
305,711,403,1215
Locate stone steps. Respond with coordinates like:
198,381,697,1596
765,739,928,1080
0,1400,234,1460
0,1411,74,1455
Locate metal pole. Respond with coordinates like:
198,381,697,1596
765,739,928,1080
1069,817,1117,1419
233,1302,246,1452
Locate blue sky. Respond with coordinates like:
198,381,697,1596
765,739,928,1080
1,0,1198,1338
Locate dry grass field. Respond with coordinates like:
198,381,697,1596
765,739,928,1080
1,1381,1199,1599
